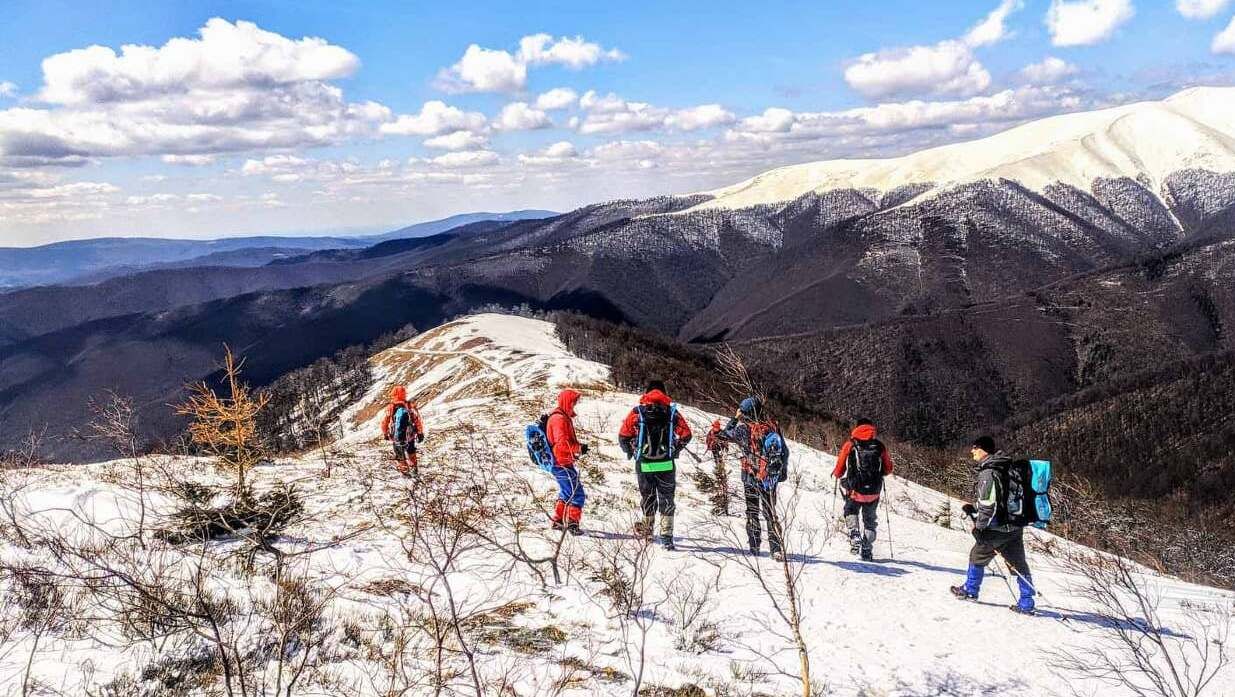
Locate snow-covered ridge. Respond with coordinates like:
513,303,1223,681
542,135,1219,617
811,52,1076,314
684,86,1235,213
3,314,1232,696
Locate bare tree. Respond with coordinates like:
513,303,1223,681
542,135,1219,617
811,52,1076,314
583,526,662,697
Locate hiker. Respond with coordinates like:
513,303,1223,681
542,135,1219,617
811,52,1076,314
705,419,731,515
381,386,424,478
831,418,893,561
545,389,587,535
618,381,693,550
718,397,789,561
950,436,1036,615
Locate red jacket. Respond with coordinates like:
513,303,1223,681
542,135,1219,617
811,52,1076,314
546,389,582,467
618,389,693,444
832,424,894,503
381,385,424,441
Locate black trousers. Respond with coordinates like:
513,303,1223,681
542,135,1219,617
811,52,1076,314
744,480,782,553
970,527,1031,577
637,468,676,517
392,440,417,461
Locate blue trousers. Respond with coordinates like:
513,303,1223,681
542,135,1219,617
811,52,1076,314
553,466,586,507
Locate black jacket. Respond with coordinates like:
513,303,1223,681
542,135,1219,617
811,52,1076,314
974,452,1019,532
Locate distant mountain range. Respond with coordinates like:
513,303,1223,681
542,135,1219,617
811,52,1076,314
1,84,1232,523
0,209,556,289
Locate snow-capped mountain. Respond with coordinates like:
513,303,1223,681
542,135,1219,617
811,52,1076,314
3,313,1231,696
685,87,1235,214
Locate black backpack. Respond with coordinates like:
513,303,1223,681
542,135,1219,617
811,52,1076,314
635,403,677,463
846,439,886,496
1000,459,1037,528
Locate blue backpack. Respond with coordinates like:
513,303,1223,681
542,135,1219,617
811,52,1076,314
525,414,557,473
1028,459,1053,529
1005,458,1053,529
393,405,416,442
759,427,790,483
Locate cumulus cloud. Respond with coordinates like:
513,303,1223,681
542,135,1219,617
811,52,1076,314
379,100,486,136
535,87,578,110
423,130,489,151
434,34,623,93
664,104,736,131
1215,15,1235,53
493,102,552,131
1046,0,1136,47
518,141,579,166
0,82,16,98
843,1,1021,100
1177,0,1231,19
1021,56,1080,84
431,150,500,168
0,19,391,167
573,91,736,134
161,154,216,166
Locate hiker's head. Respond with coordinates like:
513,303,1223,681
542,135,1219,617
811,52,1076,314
645,380,666,394
970,435,997,462
390,385,408,403
738,396,761,421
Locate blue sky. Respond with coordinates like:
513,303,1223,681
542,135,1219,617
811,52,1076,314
2,0,1235,245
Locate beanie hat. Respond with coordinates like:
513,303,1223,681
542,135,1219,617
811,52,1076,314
646,380,666,393
971,435,997,454
738,396,762,419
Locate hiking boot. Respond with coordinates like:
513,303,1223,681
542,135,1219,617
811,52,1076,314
860,546,874,562
659,535,675,551
633,519,653,539
566,524,583,537
1009,605,1036,616
748,545,760,556
550,519,566,532
849,534,861,555
771,550,785,563
950,585,978,601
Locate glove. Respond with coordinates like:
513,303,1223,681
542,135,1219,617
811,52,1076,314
761,477,776,492
416,432,425,443
579,443,589,455
961,503,976,517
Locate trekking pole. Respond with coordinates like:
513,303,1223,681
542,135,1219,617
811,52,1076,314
831,479,838,519
883,492,895,560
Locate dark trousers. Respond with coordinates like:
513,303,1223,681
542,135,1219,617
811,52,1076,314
843,497,879,551
637,468,676,517
711,450,730,514
743,480,782,553
969,527,1031,577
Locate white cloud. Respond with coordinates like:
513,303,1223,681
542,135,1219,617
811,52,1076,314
964,0,1024,47
0,82,16,98
161,153,216,166
37,18,359,105
431,150,499,168
1215,15,1235,53
435,34,622,93
518,140,579,166
1021,56,1079,84
535,87,578,110
1046,0,1136,47
843,1,1021,100
423,130,489,151
379,100,486,136
664,104,736,131
1177,0,1231,19
845,41,991,99
493,102,552,131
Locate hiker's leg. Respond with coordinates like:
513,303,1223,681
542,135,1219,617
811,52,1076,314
998,530,1034,610
762,486,783,554
843,497,861,549
712,452,729,513
743,480,762,550
656,470,677,538
861,501,879,551
635,469,655,535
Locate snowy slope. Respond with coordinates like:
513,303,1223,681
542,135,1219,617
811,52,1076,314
3,313,1233,696
684,87,1235,213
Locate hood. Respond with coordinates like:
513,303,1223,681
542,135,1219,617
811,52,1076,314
391,385,408,403
850,424,877,441
639,389,672,407
978,451,1012,469
556,389,581,417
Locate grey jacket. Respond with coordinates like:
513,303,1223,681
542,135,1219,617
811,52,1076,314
974,452,1019,533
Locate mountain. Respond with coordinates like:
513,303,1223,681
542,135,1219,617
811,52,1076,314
3,313,1230,695
0,210,557,290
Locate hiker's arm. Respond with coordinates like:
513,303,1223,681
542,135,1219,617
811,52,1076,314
832,441,850,479
974,470,998,530
617,409,638,458
881,446,894,475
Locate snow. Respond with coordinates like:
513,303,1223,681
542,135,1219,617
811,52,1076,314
683,86,1235,213
2,312,1233,696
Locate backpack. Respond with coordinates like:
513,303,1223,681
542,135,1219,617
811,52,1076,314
393,404,416,443
1000,458,1053,528
846,439,886,496
525,413,557,473
635,403,678,472
749,421,790,483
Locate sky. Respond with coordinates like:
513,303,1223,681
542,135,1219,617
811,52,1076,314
3,0,1235,246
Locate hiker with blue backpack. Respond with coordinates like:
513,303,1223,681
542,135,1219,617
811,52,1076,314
950,436,1050,615
540,389,588,535
618,381,693,550
718,397,790,562
831,418,894,561
381,385,424,479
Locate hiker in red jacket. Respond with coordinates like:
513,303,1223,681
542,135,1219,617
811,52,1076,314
381,385,424,478
832,419,893,561
705,419,731,515
618,381,692,550
545,389,587,534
